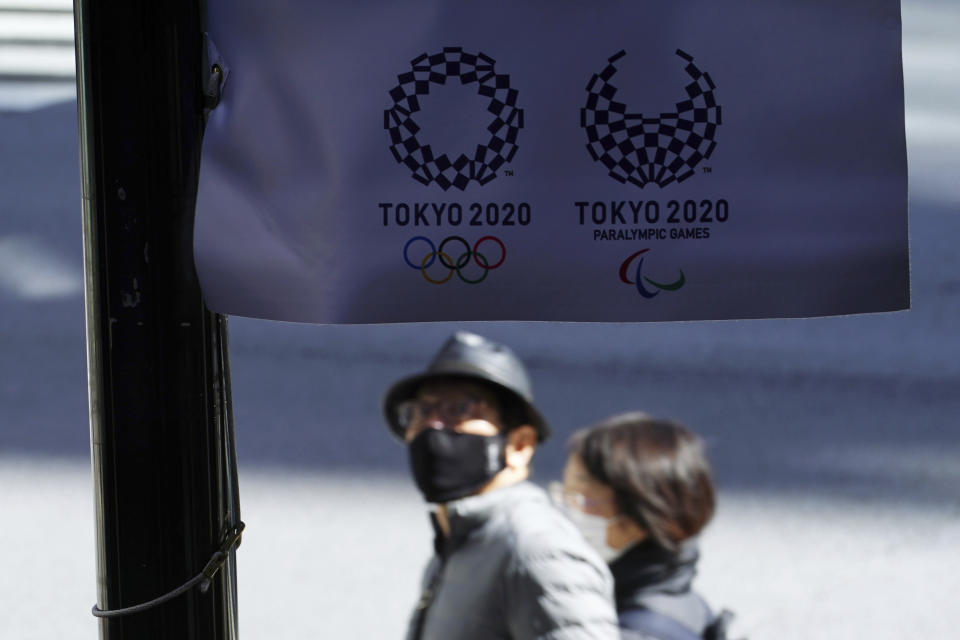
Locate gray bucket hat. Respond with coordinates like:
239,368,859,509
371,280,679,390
383,331,550,442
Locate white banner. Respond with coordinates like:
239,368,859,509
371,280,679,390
195,0,908,323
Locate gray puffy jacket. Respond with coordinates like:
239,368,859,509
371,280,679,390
407,481,620,640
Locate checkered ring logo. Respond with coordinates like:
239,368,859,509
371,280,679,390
384,47,524,191
581,49,722,188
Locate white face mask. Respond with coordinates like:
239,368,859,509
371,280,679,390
563,507,629,563
549,481,632,563
550,483,630,564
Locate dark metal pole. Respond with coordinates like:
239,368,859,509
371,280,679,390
74,0,240,638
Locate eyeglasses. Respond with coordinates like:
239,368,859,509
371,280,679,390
548,482,612,512
396,395,491,430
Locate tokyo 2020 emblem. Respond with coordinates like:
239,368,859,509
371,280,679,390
581,49,722,188
384,47,524,191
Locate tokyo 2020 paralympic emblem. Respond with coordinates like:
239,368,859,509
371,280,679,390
581,49,721,188
403,235,506,284
619,249,686,299
384,47,524,191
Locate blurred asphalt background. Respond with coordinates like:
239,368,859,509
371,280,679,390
1,1,958,638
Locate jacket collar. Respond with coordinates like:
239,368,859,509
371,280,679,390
430,481,544,554
609,538,700,609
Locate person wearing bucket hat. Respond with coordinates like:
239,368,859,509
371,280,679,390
384,331,619,640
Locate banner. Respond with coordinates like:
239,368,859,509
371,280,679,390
194,0,908,323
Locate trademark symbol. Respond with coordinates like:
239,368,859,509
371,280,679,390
701,167,712,174
504,170,515,177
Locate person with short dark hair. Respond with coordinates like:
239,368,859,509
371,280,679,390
553,412,733,640
384,331,620,640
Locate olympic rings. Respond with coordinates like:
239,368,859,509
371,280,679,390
438,236,472,270
403,235,507,285
421,251,455,285
404,236,436,270
458,252,489,285
474,236,506,270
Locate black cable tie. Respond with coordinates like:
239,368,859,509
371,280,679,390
91,521,245,619
200,522,245,593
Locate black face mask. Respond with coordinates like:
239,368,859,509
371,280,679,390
407,429,506,503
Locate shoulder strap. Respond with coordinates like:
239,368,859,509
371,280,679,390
409,555,446,640
703,608,735,640
619,607,704,640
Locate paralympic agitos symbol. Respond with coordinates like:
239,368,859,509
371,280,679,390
619,249,686,299
404,235,506,284
582,49,722,188
384,48,523,191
